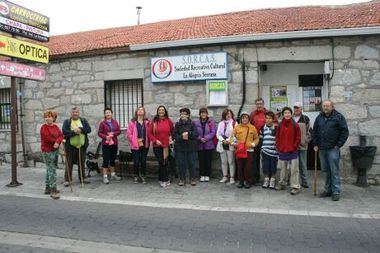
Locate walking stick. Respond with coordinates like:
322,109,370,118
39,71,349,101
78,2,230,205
62,140,72,192
78,146,84,188
313,149,318,196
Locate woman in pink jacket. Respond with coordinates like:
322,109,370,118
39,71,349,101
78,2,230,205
98,108,121,184
127,106,150,184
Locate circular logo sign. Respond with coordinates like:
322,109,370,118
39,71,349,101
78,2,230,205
152,59,173,80
0,2,9,16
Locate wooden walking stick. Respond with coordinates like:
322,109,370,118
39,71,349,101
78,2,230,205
313,149,318,196
62,140,72,192
78,146,84,188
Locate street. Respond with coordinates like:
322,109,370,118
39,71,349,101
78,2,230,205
0,195,379,253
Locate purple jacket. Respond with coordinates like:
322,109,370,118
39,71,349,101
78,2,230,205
98,118,121,146
194,118,216,150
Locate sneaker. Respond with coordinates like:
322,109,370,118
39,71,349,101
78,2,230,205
332,194,340,201
237,181,244,188
111,174,121,181
190,178,196,186
44,186,51,195
319,191,332,198
141,177,146,184
290,188,300,195
244,182,251,189
50,191,60,200
165,180,170,187
229,178,235,184
262,177,269,189
134,177,139,183
269,178,276,189
275,184,286,191
103,177,109,184
178,180,184,186
200,176,205,182
219,177,228,183
204,176,210,182
63,181,70,187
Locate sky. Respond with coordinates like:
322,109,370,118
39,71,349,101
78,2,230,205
12,0,371,36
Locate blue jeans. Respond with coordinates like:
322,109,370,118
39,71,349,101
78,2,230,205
319,148,341,195
176,151,196,180
298,150,308,186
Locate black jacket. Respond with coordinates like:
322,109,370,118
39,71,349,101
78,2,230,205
174,119,198,152
313,110,349,150
62,117,92,150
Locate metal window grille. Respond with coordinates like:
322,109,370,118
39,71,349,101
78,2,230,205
104,79,143,128
0,88,11,130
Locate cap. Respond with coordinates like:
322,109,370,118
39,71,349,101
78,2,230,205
179,107,191,115
240,111,250,118
293,102,302,108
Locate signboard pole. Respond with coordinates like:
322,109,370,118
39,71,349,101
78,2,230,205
6,75,22,187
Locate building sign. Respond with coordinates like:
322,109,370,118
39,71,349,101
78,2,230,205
0,60,45,80
0,34,49,63
0,0,49,41
270,86,288,113
151,52,227,82
207,80,228,106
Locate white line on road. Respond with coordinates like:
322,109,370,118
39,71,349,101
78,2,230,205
0,191,379,220
0,231,191,253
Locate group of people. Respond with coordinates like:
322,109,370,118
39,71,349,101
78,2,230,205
40,98,348,202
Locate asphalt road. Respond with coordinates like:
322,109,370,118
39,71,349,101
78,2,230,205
0,195,379,253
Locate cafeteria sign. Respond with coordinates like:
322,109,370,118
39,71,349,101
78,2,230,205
0,0,49,41
0,34,49,63
151,52,227,82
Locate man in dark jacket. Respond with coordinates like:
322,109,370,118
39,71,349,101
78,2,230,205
313,100,349,201
62,107,92,185
174,108,198,186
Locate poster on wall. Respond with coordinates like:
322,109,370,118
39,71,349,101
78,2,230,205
303,86,322,112
270,86,288,113
151,52,227,82
207,80,228,106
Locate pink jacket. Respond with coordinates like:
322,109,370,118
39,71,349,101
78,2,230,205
126,119,150,150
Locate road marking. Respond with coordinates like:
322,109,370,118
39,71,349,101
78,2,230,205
0,231,191,253
0,191,379,220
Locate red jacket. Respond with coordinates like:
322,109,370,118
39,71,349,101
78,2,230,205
148,118,173,148
275,118,301,153
98,118,121,145
40,124,64,152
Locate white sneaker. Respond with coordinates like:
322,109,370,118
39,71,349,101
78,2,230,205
219,177,228,183
111,174,121,181
269,178,276,189
262,177,269,188
200,176,205,182
230,178,235,184
103,177,109,184
204,176,210,182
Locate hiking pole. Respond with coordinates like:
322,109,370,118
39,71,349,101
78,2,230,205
78,147,84,188
313,149,318,196
62,140,72,192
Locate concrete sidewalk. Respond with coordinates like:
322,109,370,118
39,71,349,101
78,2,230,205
1,164,380,219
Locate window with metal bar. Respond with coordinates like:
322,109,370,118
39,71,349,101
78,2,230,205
0,88,11,130
104,79,143,129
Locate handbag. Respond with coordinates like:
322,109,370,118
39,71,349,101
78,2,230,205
235,127,249,159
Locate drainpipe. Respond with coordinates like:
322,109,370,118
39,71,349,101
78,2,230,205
18,78,28,167
237,59,246,123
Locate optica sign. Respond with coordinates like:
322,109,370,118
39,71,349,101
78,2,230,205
0,34,49,63
0,60,45,81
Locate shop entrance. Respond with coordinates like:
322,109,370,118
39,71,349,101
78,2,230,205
259,62,328,170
